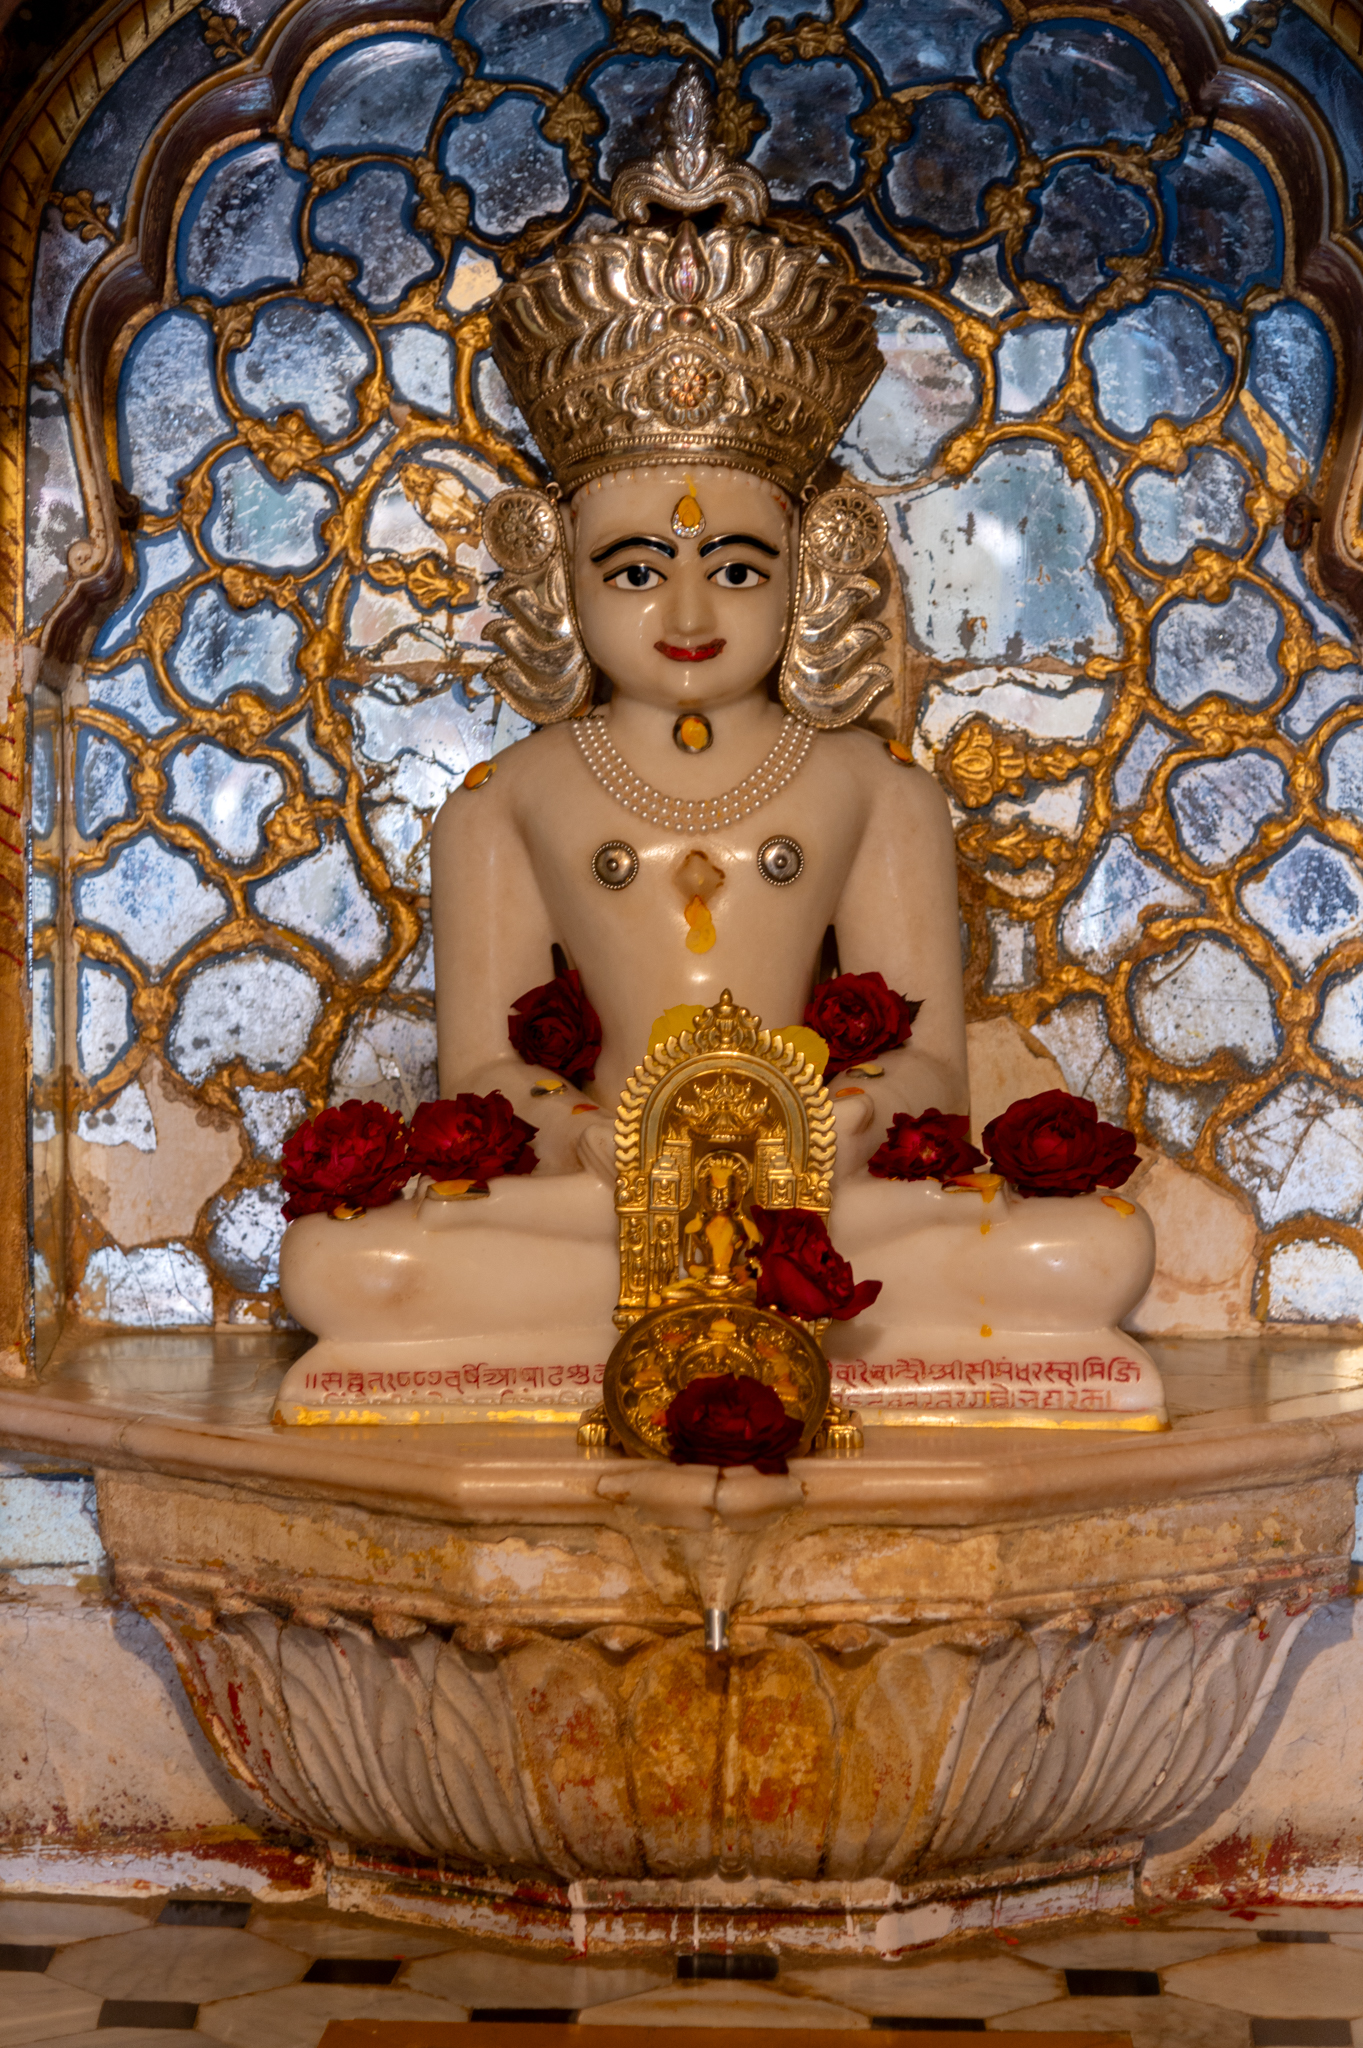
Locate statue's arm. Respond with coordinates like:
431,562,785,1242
831,754,970,1154
429,762,588,1173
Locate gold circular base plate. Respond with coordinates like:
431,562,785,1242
602,1297,830,1461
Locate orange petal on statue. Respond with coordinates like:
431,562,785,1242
684,894,717,952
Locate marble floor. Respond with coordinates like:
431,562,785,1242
4,1893,1363,2046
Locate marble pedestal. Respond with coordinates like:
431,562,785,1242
2,1333,1362,1950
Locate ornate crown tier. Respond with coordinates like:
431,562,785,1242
488,65,883,497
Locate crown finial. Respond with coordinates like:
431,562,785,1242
610,62,768,225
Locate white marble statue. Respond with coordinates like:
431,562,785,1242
275,67,1163,1430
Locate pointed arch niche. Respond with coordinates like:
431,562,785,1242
5,0,1363,1366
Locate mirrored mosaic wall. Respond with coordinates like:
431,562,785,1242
20,0,1363,1340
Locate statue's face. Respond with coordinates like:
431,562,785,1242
569,466,794,711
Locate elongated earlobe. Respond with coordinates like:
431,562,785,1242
779,485,892,728
481,488,594,723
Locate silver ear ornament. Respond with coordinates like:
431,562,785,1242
779,484,893,729
481,487,594,724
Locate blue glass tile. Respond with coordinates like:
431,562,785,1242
170,585,303,707
30,211,104,368
229,300,373,440
1112,718,1180,810
207,1183,288,1294
250,831,389,974
76,960,134,1081
313,166,439,313
55,14,215,227
851,0,1008,86
30,870,56,927
891,439,1117,663
1257,529,1354,642
167,741,285,863
1131,936,1279,1071
474,354,536,460
25,389,85,629
441,97,571,238
1241,830,1363,978
1146,1078,1230,1156
74,730,134,840
30,727,54,840
1086,292,1231,437
1002,21,1178,156
384,326,454,418
1152,584,1283,712
293,34,459,156
329,421,396,491
1325,727,1363,822
834,206,930,282
169,951,323,1086
1218,1074,1363,1227
205,452,334,571
996,323,1071,417
1018,164,1154,308
1168,751,1289,868
949,244,1019,318
1279,665,1363,743
278,714,343,798
460,0,610,87
745,57,862,201
1247,301,1334,471
88,659,177,737
1262,7,1363,244
591,57,685,187
838,301,979,485
75,833,230,975
178,142,305,303
1128,449,1249,566
1161,134,1282,300
884,92,1017,234
1060,834,1200,973
91,531,197,658
118,311,232,517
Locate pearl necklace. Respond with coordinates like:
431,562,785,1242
572,712,812,834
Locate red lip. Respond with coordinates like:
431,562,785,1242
656,639,725,663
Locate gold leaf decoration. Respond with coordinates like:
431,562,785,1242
413,160,472,249
240,413,324,481
53,190,115,243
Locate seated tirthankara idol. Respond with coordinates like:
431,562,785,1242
275,68,1165,1431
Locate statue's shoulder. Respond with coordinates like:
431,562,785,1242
816,726,948,814
448,723,567,808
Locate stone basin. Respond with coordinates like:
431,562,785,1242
2,1332,1361,1949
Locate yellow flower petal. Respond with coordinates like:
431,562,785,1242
648,1003,703,1053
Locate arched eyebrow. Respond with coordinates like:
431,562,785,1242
698,532,781,558
589,535,677,564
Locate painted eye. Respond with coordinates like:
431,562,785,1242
606,562,665,590
709,562,769,588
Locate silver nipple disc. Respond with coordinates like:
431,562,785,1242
592,840,638,889
757,835,803,886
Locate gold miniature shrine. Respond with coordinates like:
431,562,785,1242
611,992,835,1329
580,992,849,1463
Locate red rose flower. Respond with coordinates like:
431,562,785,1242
664,1372,804,1476
983,1088,1139,1198
804,971,921,1080
751,1206,882,1322
407,1091,538,1188
281,1100,411,1220
508,967,602,1089
869,1108,984,1184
